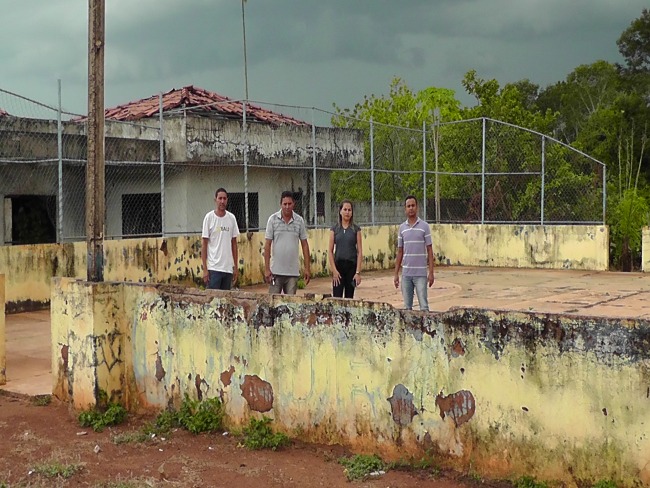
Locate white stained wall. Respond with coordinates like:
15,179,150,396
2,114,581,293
162,166,331,236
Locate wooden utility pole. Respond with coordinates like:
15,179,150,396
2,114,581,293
86,0,105,281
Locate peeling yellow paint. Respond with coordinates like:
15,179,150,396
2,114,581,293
432,224,609,270
52,279,650,486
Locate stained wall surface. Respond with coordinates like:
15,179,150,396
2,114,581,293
52,278,650,487
3,224,608,311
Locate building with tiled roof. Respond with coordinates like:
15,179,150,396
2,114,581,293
1,87,363,243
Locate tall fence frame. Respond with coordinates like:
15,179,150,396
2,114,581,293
0,87,606,246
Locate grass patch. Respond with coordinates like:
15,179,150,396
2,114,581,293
387,455,440,477
93,478,157,488
514,475,548,488
112,430,151,445
32,395,52,406
338,454,385,481
241,416,290,450
78,403,128,432
31,459,84,479
593,481,617,488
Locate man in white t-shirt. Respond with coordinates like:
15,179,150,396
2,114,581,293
201,188,240,290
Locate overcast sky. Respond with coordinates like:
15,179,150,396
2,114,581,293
0,0,647,119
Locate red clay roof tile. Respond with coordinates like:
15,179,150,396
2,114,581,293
102,85,307,126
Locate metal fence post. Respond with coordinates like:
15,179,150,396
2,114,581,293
540,136,546,225
159,93,166,236
481,117,486,224
370,116,375,225
422,120,427,222
57,79,63,242
602,165,607,224
243,101,249,231
433,108,440,222
312,109,317,227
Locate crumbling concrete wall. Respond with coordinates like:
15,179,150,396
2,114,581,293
2,224,608,312
52,278,650,486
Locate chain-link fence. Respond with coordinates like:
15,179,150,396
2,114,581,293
0,87,606,245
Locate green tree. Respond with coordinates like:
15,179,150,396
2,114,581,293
332,78,462,204
537,61,622,143
617,8,650,73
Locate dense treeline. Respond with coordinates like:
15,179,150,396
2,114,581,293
333,9,650,270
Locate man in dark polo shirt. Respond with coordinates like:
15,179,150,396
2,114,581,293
263,191,312,294
393,195,435,311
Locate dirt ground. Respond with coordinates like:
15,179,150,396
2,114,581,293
0,392,497,488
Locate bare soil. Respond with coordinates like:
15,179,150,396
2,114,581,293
0,392,496,488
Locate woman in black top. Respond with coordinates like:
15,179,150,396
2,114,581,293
328,200,363,298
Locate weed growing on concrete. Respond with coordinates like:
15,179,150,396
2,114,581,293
177,395,224,434
241,416,290,450
515,475,548,488
78,403,127,432
338,454,385,481
31,459,84,479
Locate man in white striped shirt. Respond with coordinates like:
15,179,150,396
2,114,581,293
393,195,435,311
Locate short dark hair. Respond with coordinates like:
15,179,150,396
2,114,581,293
215,188,228,198
404,195,417,205
280,190,295,202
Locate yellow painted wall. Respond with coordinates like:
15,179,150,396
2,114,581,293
643,227,650,272
433,224,609,270
52,278,650,487
0,274,5,385
4,224,608,311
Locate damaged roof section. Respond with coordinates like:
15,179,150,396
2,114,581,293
101,85,307,127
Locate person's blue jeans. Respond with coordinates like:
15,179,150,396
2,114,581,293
207,271,233,290
401,275,429,311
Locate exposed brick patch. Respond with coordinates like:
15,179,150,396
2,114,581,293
435,390,475,427
221,366,235,387
240,375,274,412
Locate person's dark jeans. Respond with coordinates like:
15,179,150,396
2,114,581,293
333,260,356,298
207,271,233,290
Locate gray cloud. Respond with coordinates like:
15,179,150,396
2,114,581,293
0,0,647,117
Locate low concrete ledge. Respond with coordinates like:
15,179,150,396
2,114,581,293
52,278,650,486
4,224,610,311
